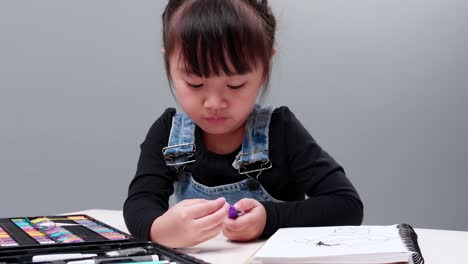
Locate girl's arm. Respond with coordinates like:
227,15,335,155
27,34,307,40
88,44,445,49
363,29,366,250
260,107,363,238
123,108,176,240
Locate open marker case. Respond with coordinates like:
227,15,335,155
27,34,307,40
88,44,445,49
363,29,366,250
0,214,208,264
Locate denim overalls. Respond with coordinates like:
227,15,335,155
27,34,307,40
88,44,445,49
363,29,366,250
162,105,282,205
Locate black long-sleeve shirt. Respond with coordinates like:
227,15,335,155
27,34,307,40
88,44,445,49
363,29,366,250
124,106,363,241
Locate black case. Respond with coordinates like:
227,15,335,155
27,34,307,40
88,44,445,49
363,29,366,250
0,214,209,264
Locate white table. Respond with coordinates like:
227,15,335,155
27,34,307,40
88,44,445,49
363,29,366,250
68,209,468,264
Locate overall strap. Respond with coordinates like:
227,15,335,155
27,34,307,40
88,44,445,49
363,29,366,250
233,104,274,175
162,112,196,170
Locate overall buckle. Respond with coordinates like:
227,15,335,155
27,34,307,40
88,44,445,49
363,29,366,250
237,159,272,175
234,150,272,191
162,143,196,167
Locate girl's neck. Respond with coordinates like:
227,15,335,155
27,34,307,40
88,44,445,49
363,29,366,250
202,124,245,155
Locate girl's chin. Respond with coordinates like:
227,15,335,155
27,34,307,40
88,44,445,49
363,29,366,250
199,127,233,136
198,123,241,136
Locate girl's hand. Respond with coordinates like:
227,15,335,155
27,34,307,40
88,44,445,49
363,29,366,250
222,198,267,241
149,197,229,248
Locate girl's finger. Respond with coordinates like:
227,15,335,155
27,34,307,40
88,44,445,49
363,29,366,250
222,227,245,241
194,202,229,231
186,197,226,219
200,221,223,241
234,198,259,212
222,216,248,232
178,198,210,206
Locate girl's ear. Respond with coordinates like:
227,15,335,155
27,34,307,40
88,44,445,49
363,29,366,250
269,48,277,64
161,47,166,54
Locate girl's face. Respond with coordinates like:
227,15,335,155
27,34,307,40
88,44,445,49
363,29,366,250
168,49,264,138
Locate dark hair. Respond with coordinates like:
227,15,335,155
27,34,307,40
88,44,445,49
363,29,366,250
162,0,276,97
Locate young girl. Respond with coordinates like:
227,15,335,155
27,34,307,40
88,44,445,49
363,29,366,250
124,0,363,248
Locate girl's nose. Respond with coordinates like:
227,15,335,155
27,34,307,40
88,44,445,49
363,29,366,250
203,93,227,111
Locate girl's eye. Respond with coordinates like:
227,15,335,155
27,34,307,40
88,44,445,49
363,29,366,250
186,82,204,88
227,82,246,89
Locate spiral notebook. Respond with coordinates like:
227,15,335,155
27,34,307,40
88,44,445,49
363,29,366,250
251,224,424,264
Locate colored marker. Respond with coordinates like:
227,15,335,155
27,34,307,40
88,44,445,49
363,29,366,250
228,204,244,219
119,261,172,264
105,247,148,257
11,219,55,244
72,218,127,240
67,254,160,264
32,253,97,262
0,226,18,246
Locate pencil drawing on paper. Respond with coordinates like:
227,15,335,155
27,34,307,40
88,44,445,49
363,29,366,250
292,226,398,248
315,241,341,247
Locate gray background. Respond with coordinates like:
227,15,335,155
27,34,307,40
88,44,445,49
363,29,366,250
1,0,467,231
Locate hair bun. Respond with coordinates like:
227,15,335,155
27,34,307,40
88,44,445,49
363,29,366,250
248,0,269,14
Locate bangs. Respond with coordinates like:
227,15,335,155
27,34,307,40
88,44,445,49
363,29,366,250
165,0,271,77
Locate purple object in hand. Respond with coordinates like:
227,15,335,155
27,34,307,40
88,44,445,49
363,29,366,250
228,205,238,219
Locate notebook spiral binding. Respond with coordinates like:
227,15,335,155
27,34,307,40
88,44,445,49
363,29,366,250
397,224,425,264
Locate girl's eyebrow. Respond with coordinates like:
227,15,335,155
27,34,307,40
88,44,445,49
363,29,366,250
177,66,200,77
177,62,254,77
